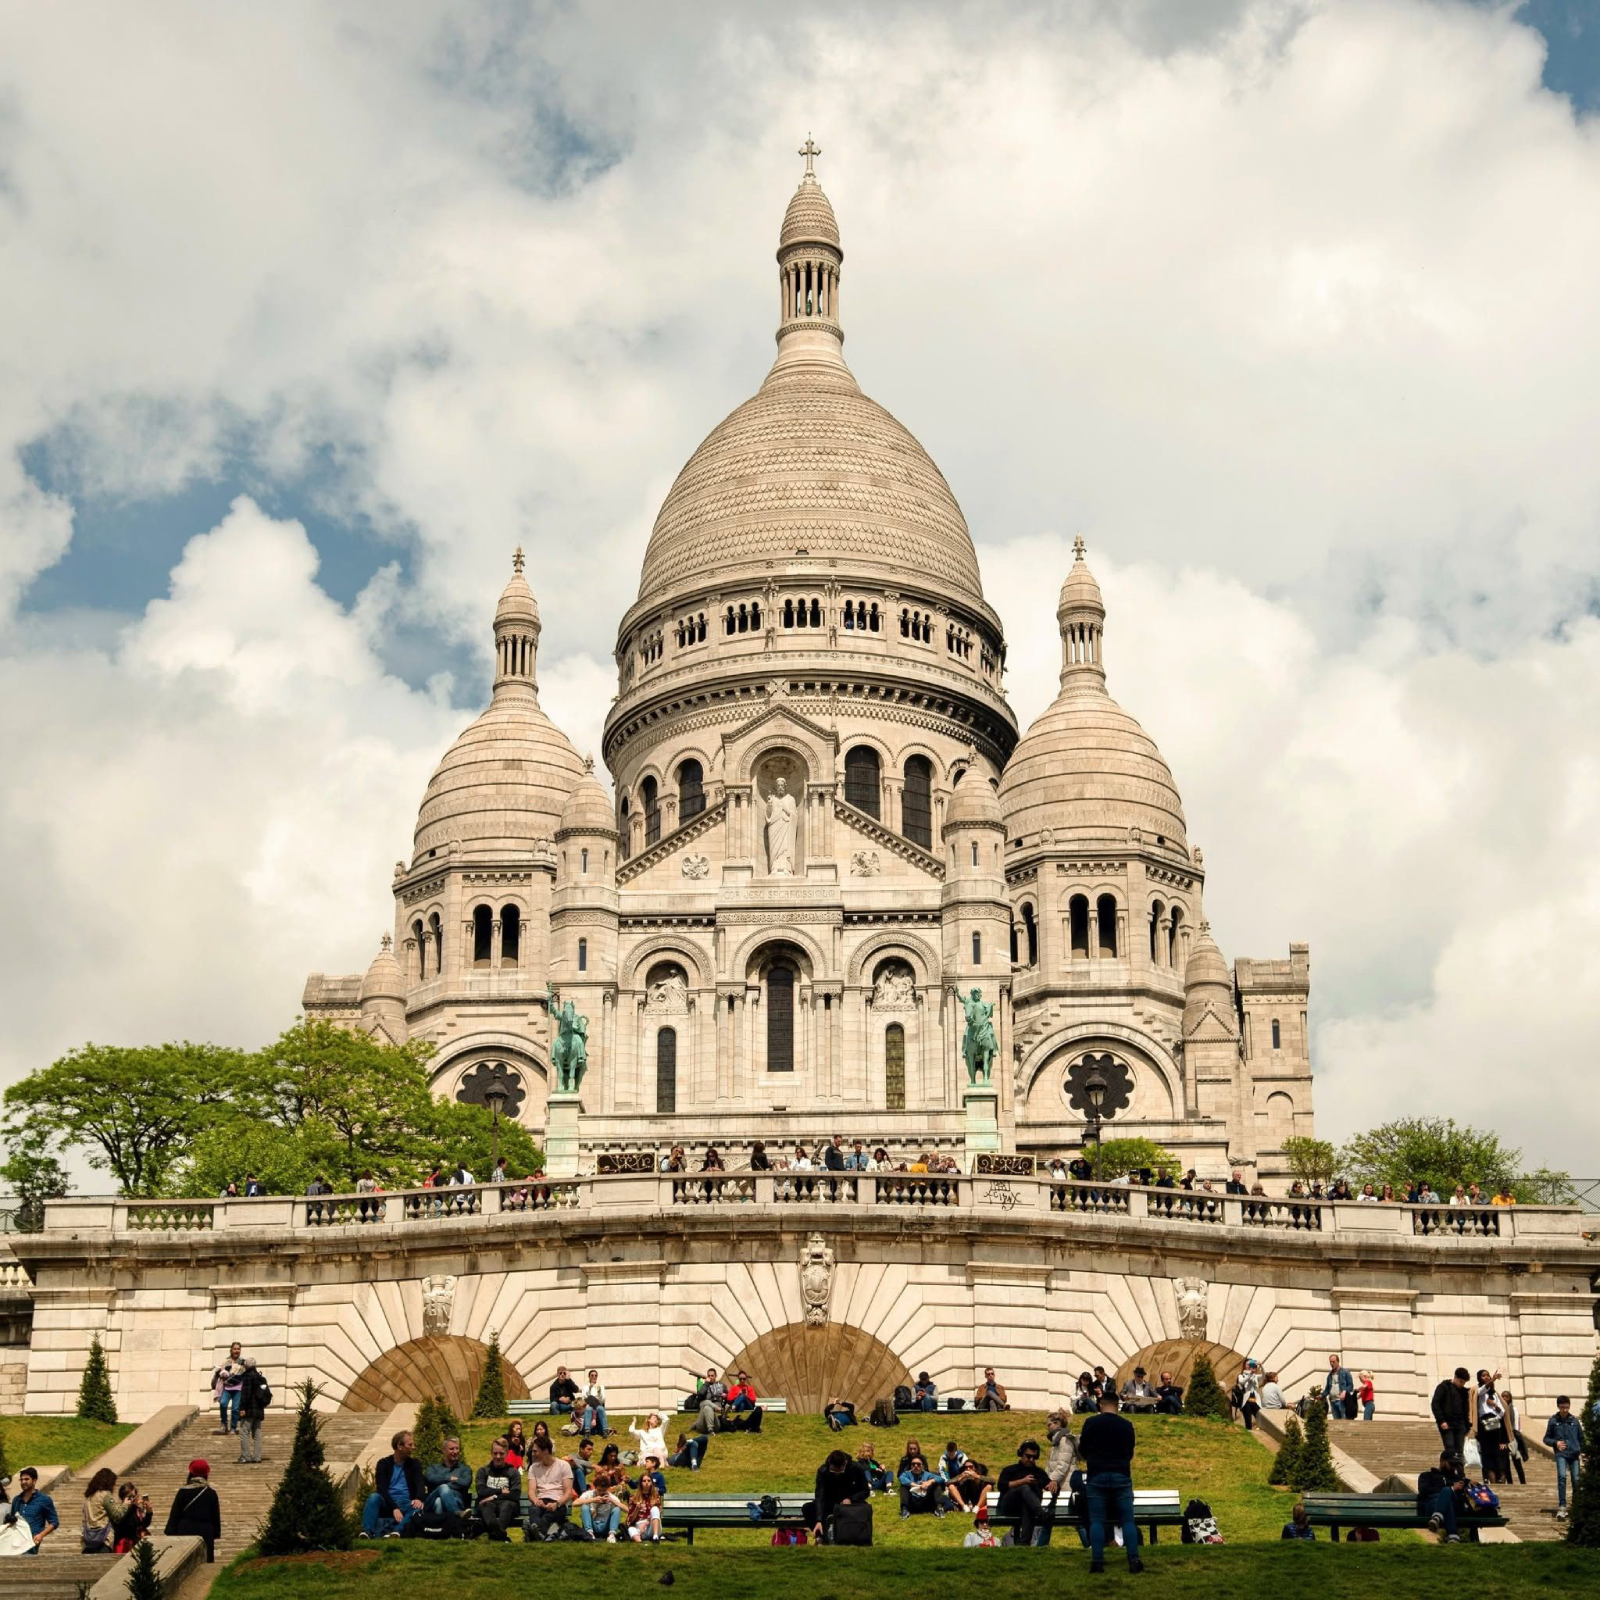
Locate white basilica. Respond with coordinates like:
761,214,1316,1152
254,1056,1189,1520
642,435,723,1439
304,146,1316,1177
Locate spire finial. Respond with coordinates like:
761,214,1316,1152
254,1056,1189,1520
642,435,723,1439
1072,534,1087,561
584,754,595,774
799,132,821,179
380,931,392,953
512,546,525,574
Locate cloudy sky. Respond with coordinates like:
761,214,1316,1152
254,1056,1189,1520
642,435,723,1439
2,0,1598,1177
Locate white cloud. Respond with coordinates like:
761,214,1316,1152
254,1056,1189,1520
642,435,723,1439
2,1,1600,1171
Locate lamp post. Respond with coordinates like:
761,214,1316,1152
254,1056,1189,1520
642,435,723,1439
1084,1067,1107,1181
483,1081,508,1175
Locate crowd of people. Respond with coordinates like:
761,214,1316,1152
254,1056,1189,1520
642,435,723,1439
0,1461,218,1560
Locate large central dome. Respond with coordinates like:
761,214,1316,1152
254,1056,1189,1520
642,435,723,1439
635,149,986,609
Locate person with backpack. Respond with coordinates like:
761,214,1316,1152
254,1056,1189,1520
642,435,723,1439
1417,1451,1468,1542
805,1448,871,1543
236,1357,271,1464
1079,1392,1144,1574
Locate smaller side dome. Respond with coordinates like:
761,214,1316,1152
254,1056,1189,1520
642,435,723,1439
360,933,406,1004
945,765,1003,829
1184,922,1231,992
559,757,617,836
1183,922,1237,1039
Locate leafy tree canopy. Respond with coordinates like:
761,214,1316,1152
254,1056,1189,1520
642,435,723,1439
1090,1138,1177,1180
0,1124,72,1230
1338,1116,1568,1201
1281,1136,1337,1187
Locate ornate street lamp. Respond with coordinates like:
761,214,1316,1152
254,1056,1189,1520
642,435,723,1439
483,1081,509,1174
1084,1066,1108,1180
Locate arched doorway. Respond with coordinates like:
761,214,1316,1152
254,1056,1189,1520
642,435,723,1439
725,1322,912,1413
1114,1340,1247,1399
341,1335,531,1416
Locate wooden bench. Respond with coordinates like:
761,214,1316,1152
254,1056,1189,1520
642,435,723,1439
982,1486,1185,1543
507,1400,554,1415
663,1492,811,1543
1301,1492,1510,1542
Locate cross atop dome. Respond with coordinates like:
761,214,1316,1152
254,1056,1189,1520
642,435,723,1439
512,546,525,574
1072,534,1087,560
799,133,821,178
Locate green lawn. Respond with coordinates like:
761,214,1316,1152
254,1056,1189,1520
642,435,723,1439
0,1413,136,1471
212,1542,1600,1600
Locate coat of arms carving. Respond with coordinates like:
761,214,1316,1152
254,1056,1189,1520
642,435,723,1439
421,1274,457,1338
1173,1276,1208,1340
799,1232,834,1326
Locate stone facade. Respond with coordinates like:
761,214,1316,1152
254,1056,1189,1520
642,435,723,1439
301,147,1321,1176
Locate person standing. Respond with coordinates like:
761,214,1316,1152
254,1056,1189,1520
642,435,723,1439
1545,1395,1583,1519
1356,1371,1376,1423
1078,1392,1143,1575
236,1357,270,1464
1431,1367,1472,1464
1322,1355,1356,1421
79,1469,119,1554
212,1343,245,1435
1499,1386,1528,1485
163,1461,222,1562
1475,1370,1509,1484
5,1468,59,1554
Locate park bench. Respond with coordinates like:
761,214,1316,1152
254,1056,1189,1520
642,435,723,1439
982,1486,1185,1542
513,1491,810,1543
1301,1491,1509,1542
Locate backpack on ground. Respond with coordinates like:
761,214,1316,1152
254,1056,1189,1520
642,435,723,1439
1182,1497,1223,1544
869,1398,898,1428
947,1397,965,1412
893,1384,914,1410
831,1502,873,1546
771,1527,808,1545
402,1511,463,1540
1464,1482,1499,1514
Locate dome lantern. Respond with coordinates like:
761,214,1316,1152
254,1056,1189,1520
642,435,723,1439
775,134,845,367
494,546,541,698
1057,535,1106,687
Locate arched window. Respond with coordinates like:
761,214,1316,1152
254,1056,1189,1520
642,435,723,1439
810,598,822,628
784,598,795,627
412,918,426,979
844,746,881,819
750,600,761,629
767,963,795,1073
656,1027,677,1113
1263,1090,1294,1147
1023,903,1038,966
1069,895,1090,958
971,932,982,963
737,603,748,633
1010,920,1019,964
1168,905,1183,967
472,905,493,966
501,904,521,964
429,912,444,973
900,608,911,638
970,840,979,867
578,936,588,973
725,606,736,635
1271,1017,1281,1050
619,795,631,862
642,776,660,845
843,601,855,630
902,755,933,849
869,603,880,632
1097,894,1118,958
885,1023,906,1112
1149,899,1165,964
678,759,705,822
581,847,589,873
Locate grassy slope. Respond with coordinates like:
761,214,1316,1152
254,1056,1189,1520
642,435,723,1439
0,1414,136,1471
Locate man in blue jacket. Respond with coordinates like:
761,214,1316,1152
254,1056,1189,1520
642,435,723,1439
360,1430,424,1537
1322,1354,1356,1420
1544,1397,1583,1518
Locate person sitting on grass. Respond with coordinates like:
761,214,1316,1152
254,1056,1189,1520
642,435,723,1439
938,1440,968,1482
629,1412,668,1463
974,1366,1010,1411
504,1420,529,1469
1154,1372,1184,1415
898,1455,950,1518
726,1371,759,1412
360,1431,423,1539
896,1438,926,1477
423,1437,472,1518
806,1448,871,1541
947,1456,994,1513
825,1394,857,1431
473,1438,520,1543
523,1437,576,1542
633,1456,668,1497
549,1364,581,1415
854,1441,892,1494
1282,1503,1316,1540
565,1436,596,1495
625,1476,664,1543
1073,1373,1099,1414
576,1445,629,1542
995,1439,1052,1546
668,1431,708,1471
530,1419,556,1455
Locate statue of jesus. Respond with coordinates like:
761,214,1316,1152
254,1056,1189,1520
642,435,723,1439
762,776,798,876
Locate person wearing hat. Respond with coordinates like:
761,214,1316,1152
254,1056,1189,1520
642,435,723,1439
163,1461,221,1562
1236,1359,1263,1430
1118,1368,1158,1413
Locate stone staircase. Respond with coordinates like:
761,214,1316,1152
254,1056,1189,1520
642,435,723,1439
39,1407,379,1590
1326,1417,1567,1542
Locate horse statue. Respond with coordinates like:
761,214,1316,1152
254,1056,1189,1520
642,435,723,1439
958,987,997,1085
546,984,589,1093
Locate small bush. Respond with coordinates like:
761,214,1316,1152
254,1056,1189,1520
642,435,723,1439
1290,1397,1342,1493
412,1394,464,1471
1268,1413,1304,1486
1183,1353,1230,1421
471,1332,508,1420
77,1334,118,1424
124,1536,164,1599
257,1380,352,1557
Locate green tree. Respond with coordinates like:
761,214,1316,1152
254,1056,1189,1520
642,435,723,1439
176,1119,345,1200
124,1536,164,1600
3,1042,250,1195
1268,1413,1304,1486
1290,1397,1342,1493
412,1394,464,1472
1182,1353,1230,1421
1089,1138,1177,1181
1566,1351,1600,1546
258,1380,352,1556
1281,1136,1337,1188
472,1331,508,1419
77,1334,118,1423
1338,1117,1544,1198
422,1097,544,1183
0,1125,71,1231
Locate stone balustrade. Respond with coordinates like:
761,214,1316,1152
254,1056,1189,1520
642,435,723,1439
37,1179,1587,1243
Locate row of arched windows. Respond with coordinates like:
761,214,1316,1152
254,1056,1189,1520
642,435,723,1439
947,624,972,659
411,912,444,979
842,600,881,631
675,613,707,648
901,608,933,643
1008,895,1185,967
639,631,663,666
470,903,522,966
783,596,824,629
619,759,706,859
724,600,763,635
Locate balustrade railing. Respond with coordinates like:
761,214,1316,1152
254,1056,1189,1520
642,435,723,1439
1051,1182,1131,1216
1239,1197,1324,1232
1411,1204,1501,1238
673,1175,755,1206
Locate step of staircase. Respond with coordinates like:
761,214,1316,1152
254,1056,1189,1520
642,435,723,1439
4,1554,133,1600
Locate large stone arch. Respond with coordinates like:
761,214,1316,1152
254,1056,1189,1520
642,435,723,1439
725,1321,912,1414
1114,1339,1247,1400
846,927,940,988
729,923,829,982
341,1334,531,1416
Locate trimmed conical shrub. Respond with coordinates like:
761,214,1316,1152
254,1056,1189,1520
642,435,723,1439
258,1380,352,1556
412,1394,464,1470
471,1331,507,1419
77,1334,118,1423
1290,1397,1343,1493
1566,1352,1600,1546
1183,1353,1230,1420
1268,1413,1304,1486
124,1536,164,1599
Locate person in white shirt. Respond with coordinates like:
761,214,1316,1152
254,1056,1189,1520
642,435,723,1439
582,1370,609,1436
1259,1371,1288,1409
628,1412,667,1463
1357,1184,1379,1203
